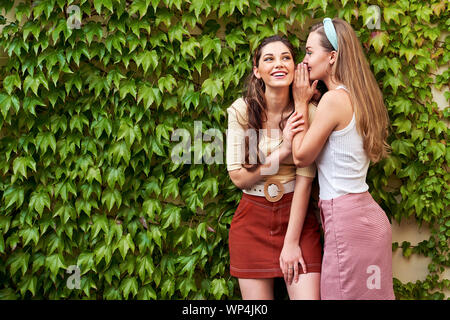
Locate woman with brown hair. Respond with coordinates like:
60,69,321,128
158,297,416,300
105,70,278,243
291,18,395,299
226,35,322,300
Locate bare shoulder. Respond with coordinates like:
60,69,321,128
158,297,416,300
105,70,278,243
317,89,352,115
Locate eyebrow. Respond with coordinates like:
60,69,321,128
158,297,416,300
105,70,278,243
262,51,291,57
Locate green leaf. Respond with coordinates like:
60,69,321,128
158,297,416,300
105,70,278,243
157,75,177,94
119,79,137,99
29,190,51,216
383,7,404,24
180,37,200,58
142,199,162,220
369,32,389,54
137,285,157,300
161,278,175,297
7,251,30,277
162,176,180,199
3,73,21,94
101,188,122,211
392,118,411,134
0,94,19,118
161,204,181,229
18,275,37,297
117,233,135,260
136,255,154,282
178,278,197,298
211,278,229,300
134,50,158,73
201,78,224,98
3,185,25,209
137,82,161,109
19,226,39,246
45,254,65,276
200,36,221,59
129,0,150,18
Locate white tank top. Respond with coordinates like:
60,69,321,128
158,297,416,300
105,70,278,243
315,85,370,200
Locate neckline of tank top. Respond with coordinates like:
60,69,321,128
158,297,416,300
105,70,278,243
335,84,349,92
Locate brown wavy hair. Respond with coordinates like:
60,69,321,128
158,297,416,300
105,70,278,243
309,18,390,162
236,35,297,170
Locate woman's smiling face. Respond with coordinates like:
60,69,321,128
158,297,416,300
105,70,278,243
253,41,295,89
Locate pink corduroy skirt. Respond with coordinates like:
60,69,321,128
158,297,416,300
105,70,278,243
318,191,395,300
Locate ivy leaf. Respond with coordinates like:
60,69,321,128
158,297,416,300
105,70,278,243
13,156,36,178
7,251,30,277
29,190,51,216
198,177,219,197
137,285,157,300
18,275,37,297
3,73,21,94
161,204,181,229
45,254,65,276
162,176,180,199
178,278,197,298
134,50,158,74
23,72,48,95
101,188,122,211
129,0,150,18
392,117,411,134
369,31,389,54
200,36,221,59
3,185,25,209
117,234,135,260
119,79,137,100
138,82,161,110
210,278,229,300
158,278,175,298
136,255,154,282
109,141,131,165
383,7,404,24
157,75,177,94
201,78,224,98
19,226,39,246
189,0,211,18
142,199,162,220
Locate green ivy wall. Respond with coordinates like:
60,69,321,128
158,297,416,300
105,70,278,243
0,0,448,299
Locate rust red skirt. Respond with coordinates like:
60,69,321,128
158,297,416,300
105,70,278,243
228,191,322,278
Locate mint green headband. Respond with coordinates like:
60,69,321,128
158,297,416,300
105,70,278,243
323,18,338,51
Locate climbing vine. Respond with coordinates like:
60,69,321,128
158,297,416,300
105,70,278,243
0,0,448,299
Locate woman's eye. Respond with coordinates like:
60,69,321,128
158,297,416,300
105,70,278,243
282,56,291,60
264,57,273,61
306,51,312,55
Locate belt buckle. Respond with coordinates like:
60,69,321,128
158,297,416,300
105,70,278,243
263,178,284,202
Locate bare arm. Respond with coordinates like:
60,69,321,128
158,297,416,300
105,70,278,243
279,174,313,284
291,63,340,167
228,146,290,190
227,107,304,190
292,93,339,167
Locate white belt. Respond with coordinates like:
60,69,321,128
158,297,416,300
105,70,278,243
243,179,295,202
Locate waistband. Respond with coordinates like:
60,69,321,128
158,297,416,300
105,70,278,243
318,191,372,209
243,179,295,202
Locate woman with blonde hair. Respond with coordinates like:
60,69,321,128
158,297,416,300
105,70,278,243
291,18,395,299
226,35,323,299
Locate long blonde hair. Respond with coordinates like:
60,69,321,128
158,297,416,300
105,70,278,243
310,18,390,163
